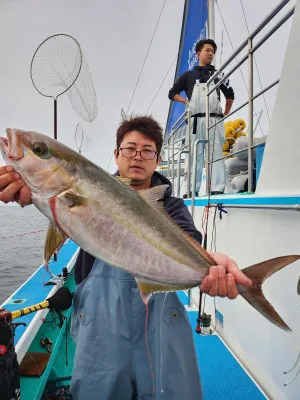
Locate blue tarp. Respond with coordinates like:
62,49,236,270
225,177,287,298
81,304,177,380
166,0,208,136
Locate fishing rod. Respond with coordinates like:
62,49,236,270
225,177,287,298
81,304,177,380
0,287,73,322
0,287,74,400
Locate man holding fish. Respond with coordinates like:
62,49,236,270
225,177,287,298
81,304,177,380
0,116,296,400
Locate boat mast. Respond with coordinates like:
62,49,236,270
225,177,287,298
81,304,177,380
207,0,215,39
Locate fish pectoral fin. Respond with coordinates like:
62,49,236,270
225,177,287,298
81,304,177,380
44,223,68,266
57,191,88,208
240,255,300,331
138,185,169,213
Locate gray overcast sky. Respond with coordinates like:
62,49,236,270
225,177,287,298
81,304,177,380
0,0,296,172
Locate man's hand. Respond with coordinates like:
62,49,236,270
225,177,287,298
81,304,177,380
173,94,189,105
0,166,32,206
200,251,252,299
224,99,233,117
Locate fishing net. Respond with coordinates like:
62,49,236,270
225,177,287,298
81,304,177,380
67,52,98,122
75,123,84,154
74,123,92,154
30,34,82,100
121,107,127,121
31,33,98,136
30,34,83,141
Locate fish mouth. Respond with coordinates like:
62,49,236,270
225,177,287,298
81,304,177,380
1,130,24,160
0,137,8,154
0,137,8,147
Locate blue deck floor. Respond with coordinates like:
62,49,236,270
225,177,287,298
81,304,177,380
177,292,267,400
9,240,267,400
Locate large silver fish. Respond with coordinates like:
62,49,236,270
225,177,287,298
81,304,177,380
0,128,299,331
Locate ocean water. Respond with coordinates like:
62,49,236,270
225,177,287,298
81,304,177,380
0,204,48,304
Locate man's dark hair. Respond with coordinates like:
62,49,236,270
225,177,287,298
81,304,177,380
195,39,217,54
116,115,163,159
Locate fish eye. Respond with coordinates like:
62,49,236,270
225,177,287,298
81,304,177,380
33,142,48,156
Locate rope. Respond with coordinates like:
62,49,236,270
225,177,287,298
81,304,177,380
201,204,211,237
210,206,218,252
145,56,177,114
218,29,224,70
0,229,47,240
215,0,264,136
126,0,168,114
147,0,206,117
203,27,226,243
240,0,270,122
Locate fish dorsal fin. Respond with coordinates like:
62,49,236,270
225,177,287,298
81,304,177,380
174,222,216,265
138,185,169,213
115,176,132,186
140,185,216,266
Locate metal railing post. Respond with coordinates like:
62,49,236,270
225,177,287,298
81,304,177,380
205,83,210,195
167,136,170,182
171,132,175,189
191,139,201,219
248,38,254,192
177,150,189,198
186,108,192,197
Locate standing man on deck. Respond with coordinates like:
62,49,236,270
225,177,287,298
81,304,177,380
168,39,234,196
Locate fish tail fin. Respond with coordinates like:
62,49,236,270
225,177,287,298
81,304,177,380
239,255,300,331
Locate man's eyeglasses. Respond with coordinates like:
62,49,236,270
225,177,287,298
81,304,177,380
119,147,158,160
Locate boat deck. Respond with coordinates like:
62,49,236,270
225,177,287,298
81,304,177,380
178,292,267,400
4,241,268,399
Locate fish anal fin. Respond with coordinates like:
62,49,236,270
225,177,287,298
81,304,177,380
136,280,153,304
139,290,152,305
44,223,68,265
136,278,196,304
239,255,300,331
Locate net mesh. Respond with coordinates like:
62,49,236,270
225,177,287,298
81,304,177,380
74,123,92,154
67,52,98,122
75,123,83,153
30,34,82,99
